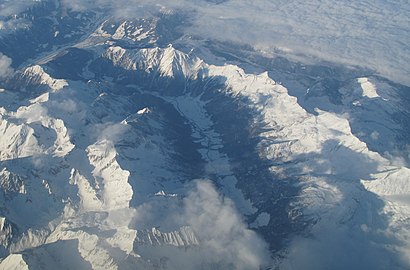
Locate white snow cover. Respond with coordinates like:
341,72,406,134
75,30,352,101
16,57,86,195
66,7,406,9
1,42,408,269
0,54,270,268
53,0,410,85
105,45,203,78
0,7,409,268
2,1,409,84
105,44,410,268
358,77,379,98
0,254,29,270
0,118,42,161
86,139,132,210
20,65,68,91
137,107,151,115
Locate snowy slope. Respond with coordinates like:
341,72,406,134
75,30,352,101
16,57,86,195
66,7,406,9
0,3,409,270
2,0,408,85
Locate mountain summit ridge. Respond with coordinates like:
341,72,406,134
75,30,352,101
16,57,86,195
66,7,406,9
0,4,409,270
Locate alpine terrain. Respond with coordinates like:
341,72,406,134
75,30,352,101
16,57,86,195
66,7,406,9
0,1,409,269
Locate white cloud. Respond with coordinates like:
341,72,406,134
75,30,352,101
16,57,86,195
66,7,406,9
0,0,408,84
56,0,410,86
193,0,409,85
95,122,130,143
132,179,270,269
384,150,409,168
0,53,14,79
16,103,48,123
49,98,78,114
182,180,270,269
371,131,380,141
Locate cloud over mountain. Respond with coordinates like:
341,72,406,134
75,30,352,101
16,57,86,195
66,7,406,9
0,53,13,79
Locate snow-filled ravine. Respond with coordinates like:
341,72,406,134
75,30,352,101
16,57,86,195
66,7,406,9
0,3,409,270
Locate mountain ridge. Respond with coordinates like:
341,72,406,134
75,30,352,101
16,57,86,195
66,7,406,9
0,5,409,269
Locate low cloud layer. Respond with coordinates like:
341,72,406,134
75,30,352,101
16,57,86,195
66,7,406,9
1,0,409,85
197,0,409,86
183,180,269,269
133,180,270,269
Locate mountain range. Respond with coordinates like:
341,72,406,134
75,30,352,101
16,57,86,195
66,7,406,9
0,1,409,269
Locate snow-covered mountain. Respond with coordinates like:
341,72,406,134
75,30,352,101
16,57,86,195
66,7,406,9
0,1,409,269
